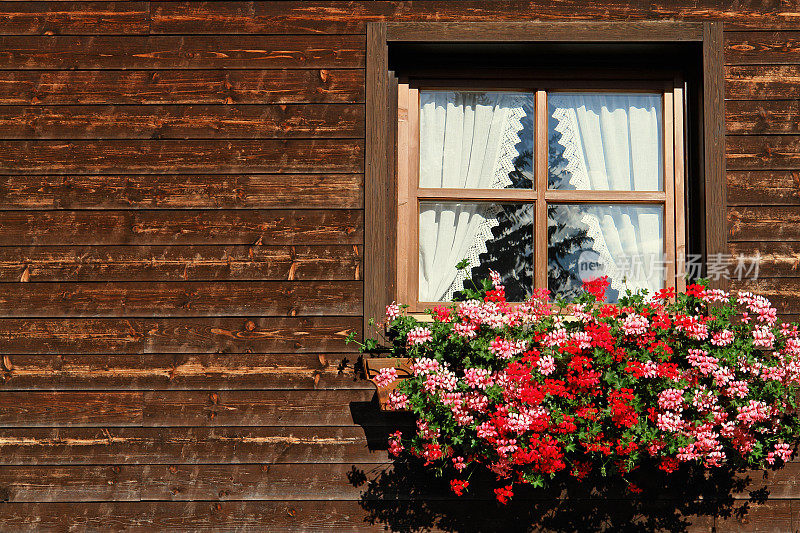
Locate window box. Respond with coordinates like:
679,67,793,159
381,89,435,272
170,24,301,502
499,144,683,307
364,356,412,411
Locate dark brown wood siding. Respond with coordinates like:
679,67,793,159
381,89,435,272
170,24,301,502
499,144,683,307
0,2,796,531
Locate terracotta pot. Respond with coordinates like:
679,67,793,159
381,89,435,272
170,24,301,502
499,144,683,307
363,356,412,411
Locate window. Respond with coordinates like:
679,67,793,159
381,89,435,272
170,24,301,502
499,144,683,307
365,22,725,325
396,81,686,310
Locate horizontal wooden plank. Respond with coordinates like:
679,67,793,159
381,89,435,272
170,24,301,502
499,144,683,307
0,139,364,174
0,465,141,503
0,426,386,465
0,316,360,354
0,209,362,246
386,21,704,42
730,278,800,313
726,135,800,170
727,170,800,205
713,501,793,532
731,464,800,500
0,245,362,282
0,501,400,532
726,101,800,135
0,2,148,35
0,35,364,69
0,464,390,503
0,105,364,140
0,391,142,427
0,463,532,502
0,174,363,209
727,65,800,100
0,389,378,427
4,462,800,503
0,500,720,532
725,31,800,65
0,281,361,318
150,1,800,33
0,353,367,391
729,206,800,241
728,241,800,278
0,70,364,105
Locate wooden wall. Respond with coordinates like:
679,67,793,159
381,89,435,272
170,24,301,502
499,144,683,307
0,2,796,531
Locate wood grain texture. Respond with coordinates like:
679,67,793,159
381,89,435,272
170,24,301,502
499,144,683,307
727,242,800,278
0,280,362,318
0,500,723,532
729,206,800,241
0,174,363,209
0,353,367,391
726,101,800,135
0,70,364,105
0,465,142,503
0,353,366,391
727,66,800,100
150,1,800,33
726,136,800,170
728,171,800,205
0,391,143,427
0,139,364,174
0,501,419,532
0,464,392,502
0,2,148,35
0,389,378,427
364,23,391,333
0,316,361,354
386,21,704,41
725,31,800,65
0,105,364,140
0,426,385,465
0,245,362,282
2,462,800,503
704,22,727,292
0,35,364,69
0,210,363,246
712,501,794,533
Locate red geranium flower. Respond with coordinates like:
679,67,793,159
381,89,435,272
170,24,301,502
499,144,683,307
494,484,514,505
450,479,469,496
582,276,610,301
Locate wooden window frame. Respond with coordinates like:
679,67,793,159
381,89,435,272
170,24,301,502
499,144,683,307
365,21,725,328
396,80,685,312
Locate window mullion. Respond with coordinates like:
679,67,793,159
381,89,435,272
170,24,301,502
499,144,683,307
409,87,421,310
664,85,677,292
673,78,687,294
534,89,549,293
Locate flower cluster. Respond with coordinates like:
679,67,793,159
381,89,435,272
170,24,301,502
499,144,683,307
364,273,800,504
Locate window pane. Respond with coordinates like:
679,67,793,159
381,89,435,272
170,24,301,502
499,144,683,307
420,202,533,302
420,91,534,189
548,92,663,191
548,204,663,303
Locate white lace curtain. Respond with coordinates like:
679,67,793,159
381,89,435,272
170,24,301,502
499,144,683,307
550,93,664,296
418,91,528,302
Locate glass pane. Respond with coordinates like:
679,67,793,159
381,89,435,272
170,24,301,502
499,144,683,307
548,92,663,191
548,204,663,303
419,202,534,302
420,91,534,189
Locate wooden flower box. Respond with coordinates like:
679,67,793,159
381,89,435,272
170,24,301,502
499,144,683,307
363,357,413,411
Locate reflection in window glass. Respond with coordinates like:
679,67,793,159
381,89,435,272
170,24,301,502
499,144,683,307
548,204,663,302
420,91,534,189
548,93,663,191
420,202,533,302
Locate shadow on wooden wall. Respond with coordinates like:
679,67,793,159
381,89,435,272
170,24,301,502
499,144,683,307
349,398,773,532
